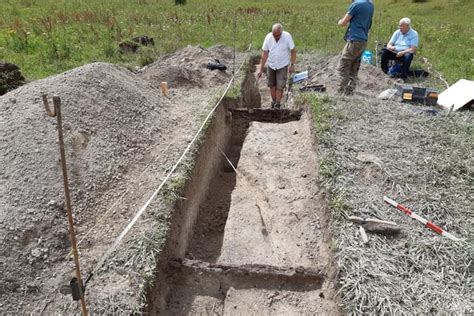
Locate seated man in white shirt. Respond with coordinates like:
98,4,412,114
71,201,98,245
257,23,296,109
381,17,419,79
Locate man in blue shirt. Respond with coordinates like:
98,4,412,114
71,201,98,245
381,17,419,79
337,0,374,95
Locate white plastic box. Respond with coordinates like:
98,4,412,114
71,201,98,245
293,70,308,83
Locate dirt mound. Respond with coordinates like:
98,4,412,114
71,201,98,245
1,45,244,314
139,45,234,89
301,54,395,97
0,62,169,313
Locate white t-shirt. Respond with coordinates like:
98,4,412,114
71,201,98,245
262,31,295,70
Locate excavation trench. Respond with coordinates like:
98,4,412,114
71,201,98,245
147,62,338,315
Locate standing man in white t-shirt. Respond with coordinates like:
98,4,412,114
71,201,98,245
257,23,297,109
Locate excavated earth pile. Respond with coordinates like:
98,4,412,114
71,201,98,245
0,45,241,314
140,45,235,89
299,54,395,97
0,62,169,313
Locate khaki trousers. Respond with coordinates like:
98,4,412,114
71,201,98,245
337,41,367,95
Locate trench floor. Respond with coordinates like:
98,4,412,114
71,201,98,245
165,109,338,315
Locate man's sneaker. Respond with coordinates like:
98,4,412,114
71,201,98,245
275,102,281,109
271,101,276,109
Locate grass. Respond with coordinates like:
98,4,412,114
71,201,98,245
297,93,333,143
0,0,472,83
298,93,352,224
303,92,473,314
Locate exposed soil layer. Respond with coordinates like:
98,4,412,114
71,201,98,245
161,111,338,315
299,54,395,97
148,58,339,314
186,108,303,263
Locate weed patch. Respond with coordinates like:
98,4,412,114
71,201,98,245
0,0,471,82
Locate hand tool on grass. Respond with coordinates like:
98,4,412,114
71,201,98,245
349,216,401,236
383,196,460,241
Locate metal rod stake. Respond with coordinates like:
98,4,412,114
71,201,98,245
43,94,88,316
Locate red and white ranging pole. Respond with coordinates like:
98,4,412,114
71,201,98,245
383,196,460,242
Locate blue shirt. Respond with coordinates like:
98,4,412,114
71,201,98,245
389,28,419,52
346,0,374,42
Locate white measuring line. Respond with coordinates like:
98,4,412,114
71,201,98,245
92,56,248,273
218,147,238,173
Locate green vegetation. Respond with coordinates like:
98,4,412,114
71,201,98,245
297,93,333,144
298,93,350,223
0,0,472,82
